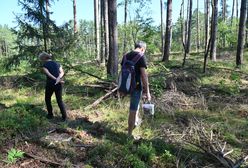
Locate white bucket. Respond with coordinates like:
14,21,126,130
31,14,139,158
142,103,155,116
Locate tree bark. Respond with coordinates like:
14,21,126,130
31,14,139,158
104,0,109,63
107,0,118,77
162,0,172,62
40,1,47,52
100,0,105,65
45,0,50,50
246,2,248,47
186,0,192,54
231,0,235,26
94,0,100,61
160,0,164,54
210,0,218,62
73,0,77,33
222,0,227,22
236,0,247,67
196,0,200,52
236,0,239,32
181,0,188,67
123,0,128,54
204,0,210,52
221,0,227,47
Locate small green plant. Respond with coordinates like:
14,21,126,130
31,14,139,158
161,149,176,163
137,142,156,163
126,154,146,168
4,148,24,164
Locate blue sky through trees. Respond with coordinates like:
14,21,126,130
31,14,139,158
0,0,239,27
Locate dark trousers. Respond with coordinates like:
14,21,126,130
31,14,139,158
45,83,67,119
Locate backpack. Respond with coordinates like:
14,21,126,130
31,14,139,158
118,53,143,94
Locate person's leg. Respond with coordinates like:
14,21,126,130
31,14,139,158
45,85,54,118
128,90,142,136
54,84,67,120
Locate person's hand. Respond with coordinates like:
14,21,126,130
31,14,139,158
143,92,151,102
55,77,61,85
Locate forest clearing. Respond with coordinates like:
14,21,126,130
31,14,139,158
1,0,248,167
1,52,248,167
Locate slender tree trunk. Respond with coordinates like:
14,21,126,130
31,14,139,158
100,0,105,65
162,0,172,62
45,0,50,50
196,0,200,52
107,0,118,77
94,0,100,61
246,3,248,47
205,0,210,52
222,0,226,47
222,0,227,22
40,1,47,52
236,0,239,32
186,0,192,54
181,0,187,67
104,0,109,63
123,0,128,54
236,0,247,67
210,0,218,61
185,0,189,47
160,0,164,54
73,0,77,33
231,0,235,26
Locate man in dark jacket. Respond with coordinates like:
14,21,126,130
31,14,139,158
39,52,67,121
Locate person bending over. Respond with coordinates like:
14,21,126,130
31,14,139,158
39,52,67,121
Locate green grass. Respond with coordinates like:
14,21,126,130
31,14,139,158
1,51,248,167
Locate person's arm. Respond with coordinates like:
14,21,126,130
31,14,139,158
140,67,151,101
55,66,65,85
43,67,57,80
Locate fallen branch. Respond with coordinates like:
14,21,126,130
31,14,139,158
82,84,112,89
84,87,118,110
24,152,63,167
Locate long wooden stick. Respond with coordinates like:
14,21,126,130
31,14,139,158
84,87,118,110
24,152,63,167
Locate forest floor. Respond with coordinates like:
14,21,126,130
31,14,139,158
1,51,248,168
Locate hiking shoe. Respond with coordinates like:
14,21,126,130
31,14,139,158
46,114,54,119
61,117,68,123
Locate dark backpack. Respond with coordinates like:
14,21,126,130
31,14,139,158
118,53,143,94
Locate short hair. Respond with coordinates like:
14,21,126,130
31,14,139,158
135,41,147,49
38,51,52,60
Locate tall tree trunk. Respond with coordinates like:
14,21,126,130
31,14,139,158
185,0,189,47
94,0,100,61
196,0,200,52
73,0,77,33
45,0,50,50
162,0,172,62
204,0,210,52
107,0,118,77
210,0,218,61
181,0,188,67
160,0,164,54
236,0,239,32
246,3,248,47
100,0,105,65
123,0,128,54
104,0,109,64
236,0,247,67
231,0,235,26
186,0,192,54
222,0,226,47
40,1,47,52
222,0,227,22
